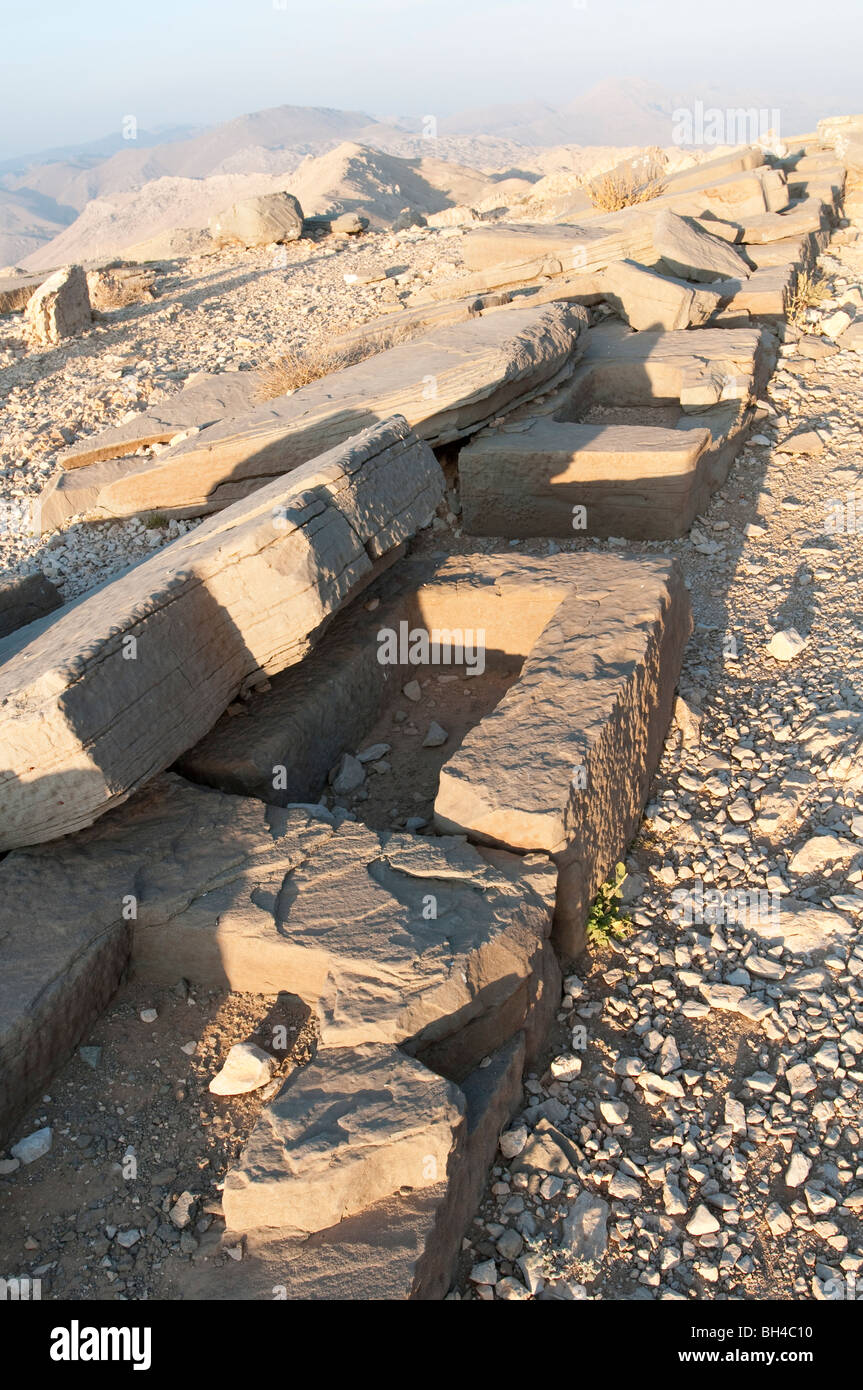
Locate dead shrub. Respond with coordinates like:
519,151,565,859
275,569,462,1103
787,268,831,326
255,320,423,401
584,149,667,212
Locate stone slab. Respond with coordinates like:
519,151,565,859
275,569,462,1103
659,148,766,192
0,762,554,1131
432,552,692,956
0,861,131,1147
789,167,846,210
565,321,775,408
713,264,795,322
134,807,557,1065
661,166,789,220
457,218,656,280
737,197,829,245
599,259,725,330
742,230,825,271
200,1034,524,1299
653,209,751,283
56,292,514,473
0,417,443,850
222,1045,466,1236
459,417,713,540
458,322,765,538
40,303,588,528
57,371,265,469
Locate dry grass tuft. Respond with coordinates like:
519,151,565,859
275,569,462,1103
255,321,421,401
584,149,667,211
787,269,832,326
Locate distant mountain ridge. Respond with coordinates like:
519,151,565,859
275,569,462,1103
0,83,835,268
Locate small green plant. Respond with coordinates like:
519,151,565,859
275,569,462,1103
143,511,169,529
585,863,632,947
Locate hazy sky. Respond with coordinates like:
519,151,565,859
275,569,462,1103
2,0,861,159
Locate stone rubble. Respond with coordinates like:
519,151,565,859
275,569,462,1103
1,123,862,1304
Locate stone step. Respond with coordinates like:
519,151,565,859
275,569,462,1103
222,1044,467,1238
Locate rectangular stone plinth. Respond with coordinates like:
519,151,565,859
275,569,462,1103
222,1045,467,1237
459,416,715,539
459,323,772,539
209,1035,525,1299
432,552,692,955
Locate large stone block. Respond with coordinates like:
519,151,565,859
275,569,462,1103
737,197,828,245
742,231,823,272
0,846,132,1146
457,216,655,282
432,552,692,956
0,417,443,850
209,191,304,248
222,1045,466,1236
460,416,715,539
202,1035,525,1299
653,210,751,283
459,323,771,539
24,264,91,345
565,321,774,407
660,166,790,221
39,303,588,528
660,147,766,193
133,807,557,1066
180,547,687,958
599,259,724,330
0,767,555,1140
713,264,795,323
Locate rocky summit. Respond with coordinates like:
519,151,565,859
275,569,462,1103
0,78,862,1318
